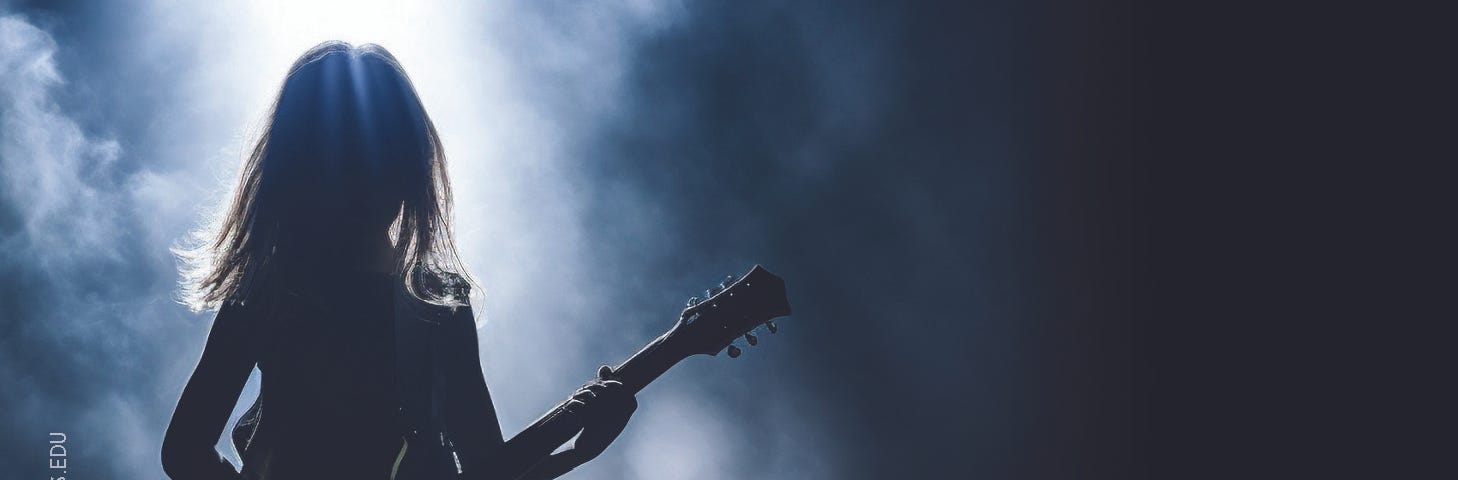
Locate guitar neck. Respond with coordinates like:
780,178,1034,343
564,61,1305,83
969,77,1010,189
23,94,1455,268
611,328,691,394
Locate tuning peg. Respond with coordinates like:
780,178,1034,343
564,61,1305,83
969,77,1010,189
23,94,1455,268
766,320,778,334
727,345,742,358
686,296,701,307
744,332,758,346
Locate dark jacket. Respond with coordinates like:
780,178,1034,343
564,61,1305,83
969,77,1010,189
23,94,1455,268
162,272,530,480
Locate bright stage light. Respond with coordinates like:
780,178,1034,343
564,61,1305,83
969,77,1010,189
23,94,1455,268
248,0,432,51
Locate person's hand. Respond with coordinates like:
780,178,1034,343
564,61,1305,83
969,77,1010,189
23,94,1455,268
565,365,637,462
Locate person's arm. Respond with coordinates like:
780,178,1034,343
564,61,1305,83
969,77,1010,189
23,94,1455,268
438,303,509,476
161,301,256,480
439,302,573,480
442,303,635,480
511,368,637,480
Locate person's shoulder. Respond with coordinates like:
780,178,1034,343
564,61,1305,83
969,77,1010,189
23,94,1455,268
206,293,278,347
406,265,470,292
397,267,476,324
438,270,472,296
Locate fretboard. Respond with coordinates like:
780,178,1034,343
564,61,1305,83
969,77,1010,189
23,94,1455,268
611,329,691,393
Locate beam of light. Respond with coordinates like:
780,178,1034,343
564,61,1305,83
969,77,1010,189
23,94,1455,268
139,0,711,476
247,0,428,50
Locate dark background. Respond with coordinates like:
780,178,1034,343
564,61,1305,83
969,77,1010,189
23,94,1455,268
571,1,1139,477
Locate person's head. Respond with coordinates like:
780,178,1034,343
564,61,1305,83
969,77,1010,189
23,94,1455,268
178,41,470,311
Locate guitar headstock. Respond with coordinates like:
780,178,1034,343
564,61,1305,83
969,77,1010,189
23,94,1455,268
668,265,791,358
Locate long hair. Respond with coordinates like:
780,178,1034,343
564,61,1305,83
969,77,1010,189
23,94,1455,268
177,41,471,312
